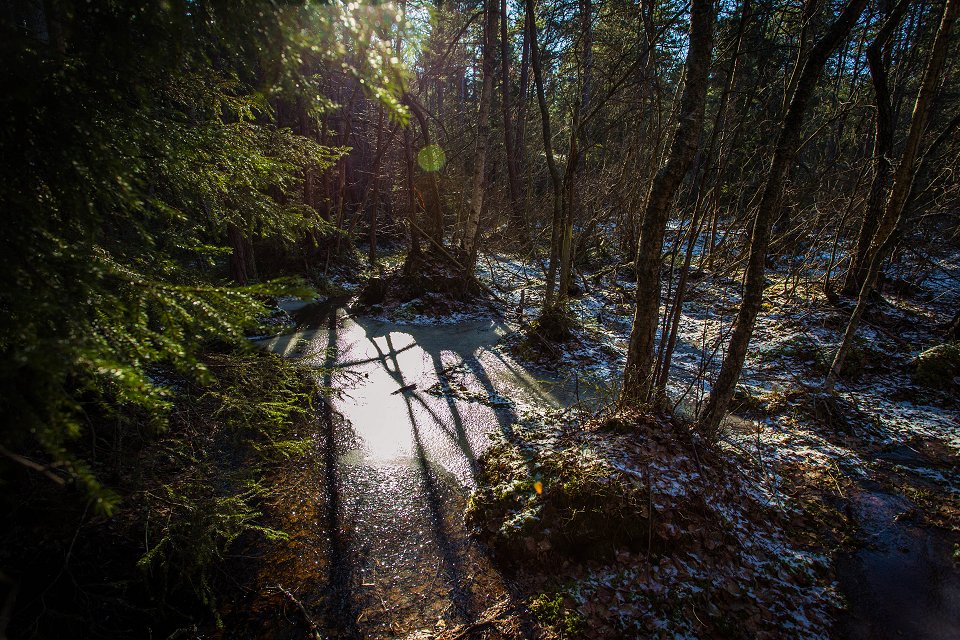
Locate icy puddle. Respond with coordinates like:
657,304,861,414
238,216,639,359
251,299,570,638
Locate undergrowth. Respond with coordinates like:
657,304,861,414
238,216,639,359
467,410,838,639
0,350,324,637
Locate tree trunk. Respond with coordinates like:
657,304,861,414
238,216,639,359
826,0,958,391
228,223,248,285
698,0,869,435
403,127,422,258
525,0,564,310
501,0,524,232
620,0,716,405
462,0,498,265
557,0,594,303
842,0,912,296
369,104,384,265
656,0,753,391
404,94,444,247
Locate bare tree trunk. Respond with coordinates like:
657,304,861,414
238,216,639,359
404,94,444,247
657,0,753,391
462,0,498,265
516,8,531,196
369,104,384,265
501,0,524,232
228,223,248,285
403,127,422,258
826,0,958,391
698,0,869,436
525,0,564,310
620,0,716,405
558,0,594,303
842,0,912,295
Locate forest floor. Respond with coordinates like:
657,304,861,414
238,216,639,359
476,246,960,639
3,244,956,640
323,242,960,639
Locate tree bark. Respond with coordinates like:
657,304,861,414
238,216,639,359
369,104,384,265
462,0,498,265
404,94,444,247
657,0,753,391
557,0,594,303
525,0,564,310
826,0,958,391
501,0,524,232
620,0,716,405
698,0,869,435
842,0,913,296
228,223,249,285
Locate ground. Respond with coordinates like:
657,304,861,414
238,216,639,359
356,242,959,638
3,243,957,639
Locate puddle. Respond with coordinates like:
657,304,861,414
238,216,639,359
265,299,573,484
835,481,960,640
245,299,573,637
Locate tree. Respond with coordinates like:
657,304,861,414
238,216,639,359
462,0,499,265
842,0,914,296
826,0,959,391
621,0,717,405
698,0,869,437
0,0,404,502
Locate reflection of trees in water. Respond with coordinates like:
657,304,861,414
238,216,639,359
277,305,563,635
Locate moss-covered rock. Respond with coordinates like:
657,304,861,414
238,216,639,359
466,432,649,565
914,341,960,389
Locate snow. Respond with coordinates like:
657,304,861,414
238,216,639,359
466,244,959,638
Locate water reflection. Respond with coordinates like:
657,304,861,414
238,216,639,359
264,301,567,485
256,300,570,636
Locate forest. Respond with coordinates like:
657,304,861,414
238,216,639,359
0,0,958,638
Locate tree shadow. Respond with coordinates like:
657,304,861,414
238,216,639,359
315,305,364,638
271,304,576,632
349,321,478,622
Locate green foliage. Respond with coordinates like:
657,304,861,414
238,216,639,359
138,482,287,618
0,1,404,503
136,351,319,622
529,592,585,637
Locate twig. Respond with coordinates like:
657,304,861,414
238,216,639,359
446,621,495,640
0,444,66,486
437,599,514,640
275,584,322,640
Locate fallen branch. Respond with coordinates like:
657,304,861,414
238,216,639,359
436,599,515,640
275,584,322,640
0,444,65,486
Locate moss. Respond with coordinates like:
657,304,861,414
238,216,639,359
762,335,822,364
732,384,768,414
914,341,960,389
529,592,584,637
466,435,649,566
763,334,882,378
